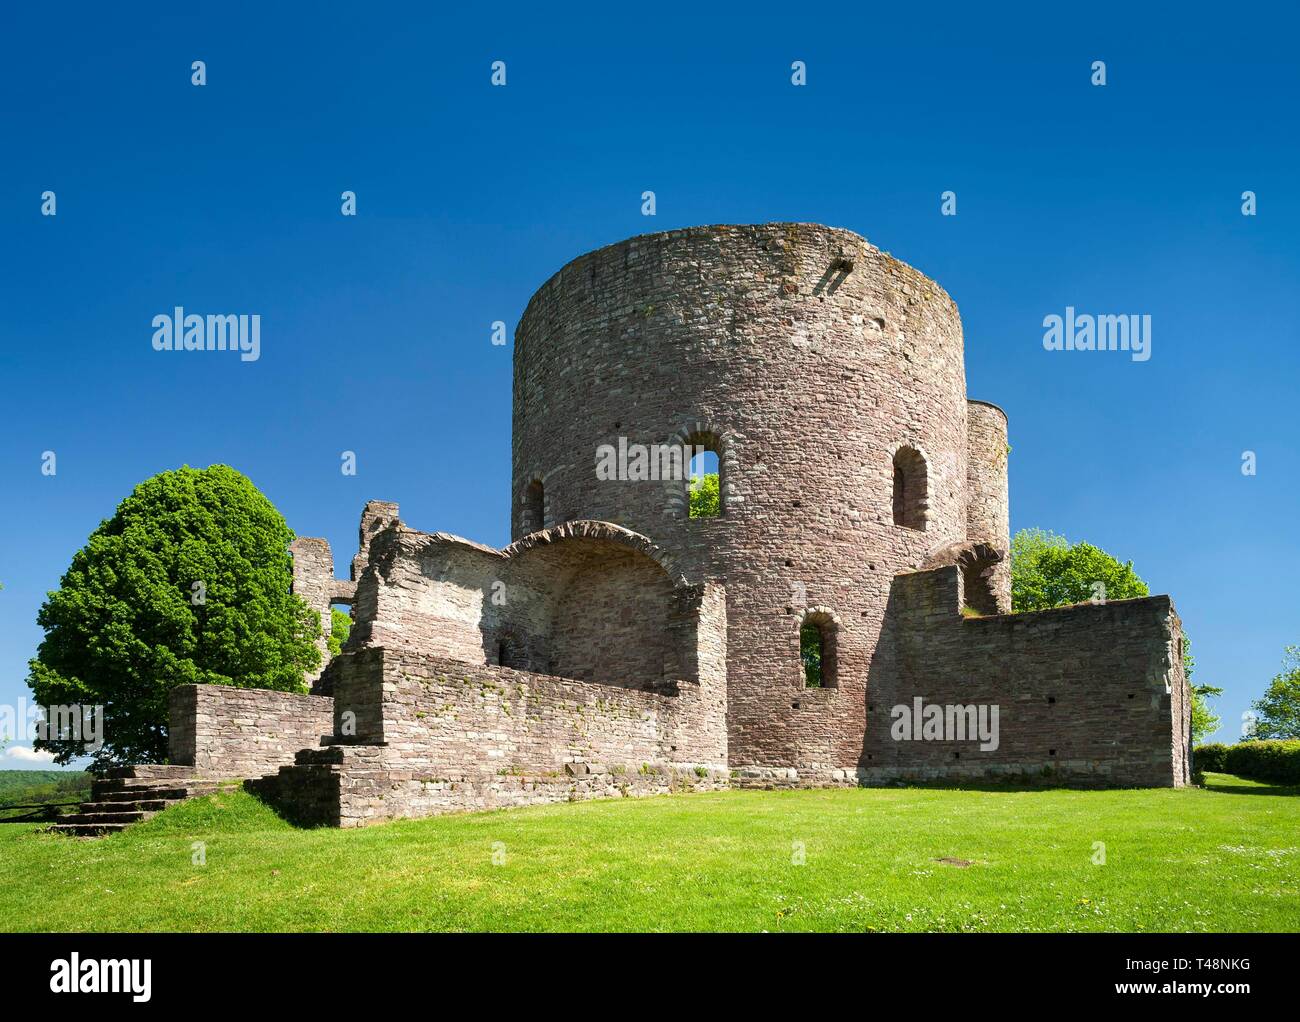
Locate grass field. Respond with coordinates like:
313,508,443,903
2,773,1297,932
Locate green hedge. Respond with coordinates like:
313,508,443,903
1193,743,1228,773
1195,740,1300,785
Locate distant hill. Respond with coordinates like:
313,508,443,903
0,770,76,794
0,770,92,819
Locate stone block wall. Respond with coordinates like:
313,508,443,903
347,516,698,693
265,579,729,825
965,399,1011,610
290,536,357,686
862,566,1190,787
168,684,334,779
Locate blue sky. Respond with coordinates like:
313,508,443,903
1,2,1296,765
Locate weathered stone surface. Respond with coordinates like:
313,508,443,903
168,685,333,779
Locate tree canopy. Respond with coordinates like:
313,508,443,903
1010,528,1149,612
1010,527,1220,742
327,606,352,657
27,465,320,768
1249,646,1300,740
689,472,720,518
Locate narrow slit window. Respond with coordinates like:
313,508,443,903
522,480,545,533
892,446,928,531
799,612,838,688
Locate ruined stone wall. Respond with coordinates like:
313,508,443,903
347,525,505,664
346,516,694,693
271,580,730,825
290,536,357,686
311,647,727,825
512,223,972,771
168,684,334,779
965,399,1011,610
861,566,1190,787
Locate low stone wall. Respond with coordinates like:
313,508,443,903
856,566,1190,787
260,636,728,826
168,684,334,779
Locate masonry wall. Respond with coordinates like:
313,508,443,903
295,656,723,826
862,566,1190,787
290,536,357,687
965,400,1011,611
270,580,730,825
347,518,691,692
168,684,334,779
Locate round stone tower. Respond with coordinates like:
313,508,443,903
512,223,1008,773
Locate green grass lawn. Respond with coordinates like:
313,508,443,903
2,773,1297,932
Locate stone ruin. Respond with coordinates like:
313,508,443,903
162,224,1190,826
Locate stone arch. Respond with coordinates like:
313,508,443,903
661,420,740,520
892,444,930,531
922,540,1005,616
501,522,690,689
502,519,686,584
797,605,840,689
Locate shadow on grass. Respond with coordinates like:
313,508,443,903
241,779,335,829
1199,778,1300,797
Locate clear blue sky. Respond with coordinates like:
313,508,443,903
2,2,1297,765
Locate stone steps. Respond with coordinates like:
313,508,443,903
45,771,241,838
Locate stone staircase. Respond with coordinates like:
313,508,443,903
45,765,241,837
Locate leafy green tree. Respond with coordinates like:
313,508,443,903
800,625,823,688
327,607,352,657
1010,529,1148,612
689,472,720,518
1249,646,1300,740
1184,638,1222,743
1011,529,1221,740
28,465,321,768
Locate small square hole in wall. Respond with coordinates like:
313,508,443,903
868,704,874,712
1128,693,1135,699
1049,749,1057,757
791,701,800,710
953,752,960,759
1047,696,1056,704
785,606,793,615
785,559,794,566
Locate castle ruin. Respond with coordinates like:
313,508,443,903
166,224,1191,826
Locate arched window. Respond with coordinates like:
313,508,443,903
689,447,721,519
959,549,1001,616
798,608,839,688
521,480,545,533
892,446,929,531
685,431,724,519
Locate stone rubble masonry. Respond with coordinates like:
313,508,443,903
156,222,1191,830
168,684,334,779
289,537,356,685
862,565,1191,787
252,577,728,825
964,400,1011,611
